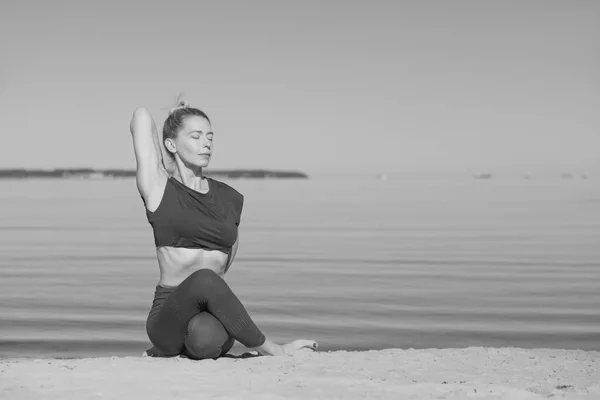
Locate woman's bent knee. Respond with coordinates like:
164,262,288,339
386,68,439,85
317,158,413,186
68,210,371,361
188,268,220,286
186,268,230,296
185,342,222,360
185,312,232,360
190,268,218,279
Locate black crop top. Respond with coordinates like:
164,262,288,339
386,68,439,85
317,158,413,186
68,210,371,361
144,176,243,254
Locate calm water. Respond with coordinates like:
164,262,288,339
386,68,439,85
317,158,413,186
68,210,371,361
0,175,599,358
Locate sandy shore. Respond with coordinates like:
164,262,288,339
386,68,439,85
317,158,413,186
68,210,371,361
1,347,598,399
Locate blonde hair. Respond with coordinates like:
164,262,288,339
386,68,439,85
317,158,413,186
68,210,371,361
162,97,211,157
169,99,191,115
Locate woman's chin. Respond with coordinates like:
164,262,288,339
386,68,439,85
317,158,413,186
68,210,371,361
182,156,210,170
197,156,211,168
188,159,210,168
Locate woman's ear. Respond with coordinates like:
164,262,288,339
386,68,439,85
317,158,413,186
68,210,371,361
164,138,177,154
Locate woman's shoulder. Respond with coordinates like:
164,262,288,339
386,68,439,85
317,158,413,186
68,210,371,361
208,177,243,199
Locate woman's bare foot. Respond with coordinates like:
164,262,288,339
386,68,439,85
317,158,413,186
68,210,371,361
282,340,318,354
255,338,318,356
142,346,157,357
142,346,175,358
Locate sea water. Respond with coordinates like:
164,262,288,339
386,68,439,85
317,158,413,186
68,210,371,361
0,174,598,358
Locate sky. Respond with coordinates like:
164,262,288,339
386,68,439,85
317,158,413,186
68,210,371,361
0,0,598,175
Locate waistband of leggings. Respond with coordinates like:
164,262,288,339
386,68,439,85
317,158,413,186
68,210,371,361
155,284,177,294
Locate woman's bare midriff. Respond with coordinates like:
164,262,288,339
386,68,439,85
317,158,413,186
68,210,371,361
156,246,229,287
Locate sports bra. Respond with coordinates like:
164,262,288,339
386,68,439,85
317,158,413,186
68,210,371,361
144,176,243,254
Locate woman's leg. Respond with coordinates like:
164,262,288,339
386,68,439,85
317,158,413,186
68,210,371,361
184,312,235,359
147,268,266,357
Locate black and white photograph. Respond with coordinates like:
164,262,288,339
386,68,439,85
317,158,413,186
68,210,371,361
0,1,598,399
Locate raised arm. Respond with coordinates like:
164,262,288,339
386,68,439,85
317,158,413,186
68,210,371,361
129,107,168,211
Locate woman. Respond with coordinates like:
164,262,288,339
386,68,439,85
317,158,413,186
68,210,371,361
129,100,317,360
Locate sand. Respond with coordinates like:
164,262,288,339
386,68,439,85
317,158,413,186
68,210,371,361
1,347,598,399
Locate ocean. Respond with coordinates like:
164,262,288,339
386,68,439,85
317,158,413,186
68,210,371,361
0,174,598,358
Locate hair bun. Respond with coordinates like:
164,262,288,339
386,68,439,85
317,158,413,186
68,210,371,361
169,100,191,115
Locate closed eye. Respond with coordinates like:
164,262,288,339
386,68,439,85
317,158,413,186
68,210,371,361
190,131,213,140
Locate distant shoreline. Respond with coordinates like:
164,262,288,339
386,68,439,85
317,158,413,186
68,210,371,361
0,169,309,179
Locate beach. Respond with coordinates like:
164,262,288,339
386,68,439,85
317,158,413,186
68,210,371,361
1,347,598,399
2,0,598,397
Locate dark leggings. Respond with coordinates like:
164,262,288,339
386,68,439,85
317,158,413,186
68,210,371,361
145,269,266,360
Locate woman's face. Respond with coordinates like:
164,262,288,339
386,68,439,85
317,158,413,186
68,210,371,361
169,116,213,168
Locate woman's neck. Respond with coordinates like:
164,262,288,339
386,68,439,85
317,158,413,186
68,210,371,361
174,164,207,192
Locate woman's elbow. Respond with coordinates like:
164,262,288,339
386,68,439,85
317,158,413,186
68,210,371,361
132,107,150,120
130,107,152,133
